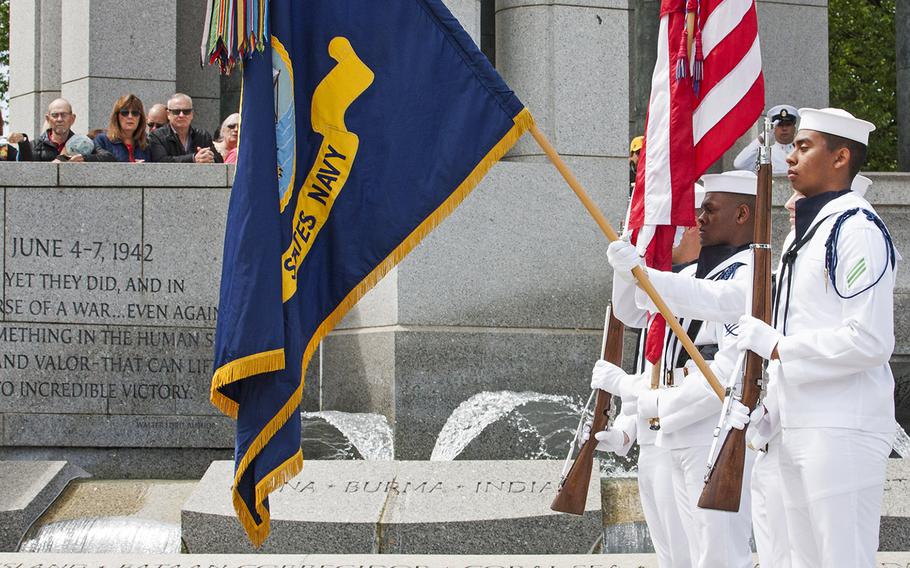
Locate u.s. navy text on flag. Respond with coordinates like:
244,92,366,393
205,0,532,546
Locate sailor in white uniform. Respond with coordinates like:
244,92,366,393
733,104,799,174
582,187,710,568
653,108,895,567
587,350,692,568
599,172,758,567
736,105,896,567
745,172,874,568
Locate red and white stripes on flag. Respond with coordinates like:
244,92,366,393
628,0,764,363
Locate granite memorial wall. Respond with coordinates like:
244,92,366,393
0,164,238,477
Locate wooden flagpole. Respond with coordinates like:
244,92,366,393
529,124,724,401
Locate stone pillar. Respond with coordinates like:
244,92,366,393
898,0,910,171
757,1,828,109
722,0,829,170
628,0,659,140
495,0,630,179
176,0,222,135
59,0,177,134
8,0,61,137
443,0,482,44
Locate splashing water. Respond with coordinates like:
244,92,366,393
893,422,910,458
300,416,362,460
19,517,180,553
302,411,394,460
430,391,580,461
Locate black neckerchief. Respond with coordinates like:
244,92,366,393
695,243,751,279
774,196,848,334
672,260,696,274
795,189,851,241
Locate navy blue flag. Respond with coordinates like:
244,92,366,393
209,0,532,546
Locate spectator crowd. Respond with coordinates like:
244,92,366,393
0,93,239,165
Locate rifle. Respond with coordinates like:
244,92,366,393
551,304,625,515
697,117,773,512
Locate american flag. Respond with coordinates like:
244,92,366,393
628,0,764,363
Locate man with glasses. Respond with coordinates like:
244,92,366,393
32,98,106,162
146,104,169,134
149,93,223,163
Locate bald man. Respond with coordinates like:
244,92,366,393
31,98,108,162
146,104,169,133
32,99,77,161
148,93,222,163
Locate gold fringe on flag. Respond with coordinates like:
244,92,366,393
210,348,286,419
224,108,535,547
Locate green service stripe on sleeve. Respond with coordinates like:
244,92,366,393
847,258,867,287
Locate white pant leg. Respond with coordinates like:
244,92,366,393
751,437,791,568
778,433,817,568
638,443,693,568
672,444,754,568
668,449,700,565
779,427,892,568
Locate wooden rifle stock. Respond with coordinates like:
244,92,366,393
550,308,625,515
698,134,774,512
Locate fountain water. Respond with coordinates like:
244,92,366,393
430,391,583,461
19,517,180,553
892,422,910,457
15,412,394,555
429,390,638,476
302,411,394,460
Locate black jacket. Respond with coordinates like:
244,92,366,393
148,125,223,163
2,137,33,161
31,130,111,162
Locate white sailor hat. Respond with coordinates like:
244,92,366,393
797,107,876,145
694,182,706,209
768,104,799,124
673,183,707,247
851,174,872,197
700,170,757,196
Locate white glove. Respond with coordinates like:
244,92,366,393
726,399,751,430
746,405,771,450
590,359,635,397
747,386,781,450
593,428,628,452
736,315,781,360
579,421,628,453
607,238,644,283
